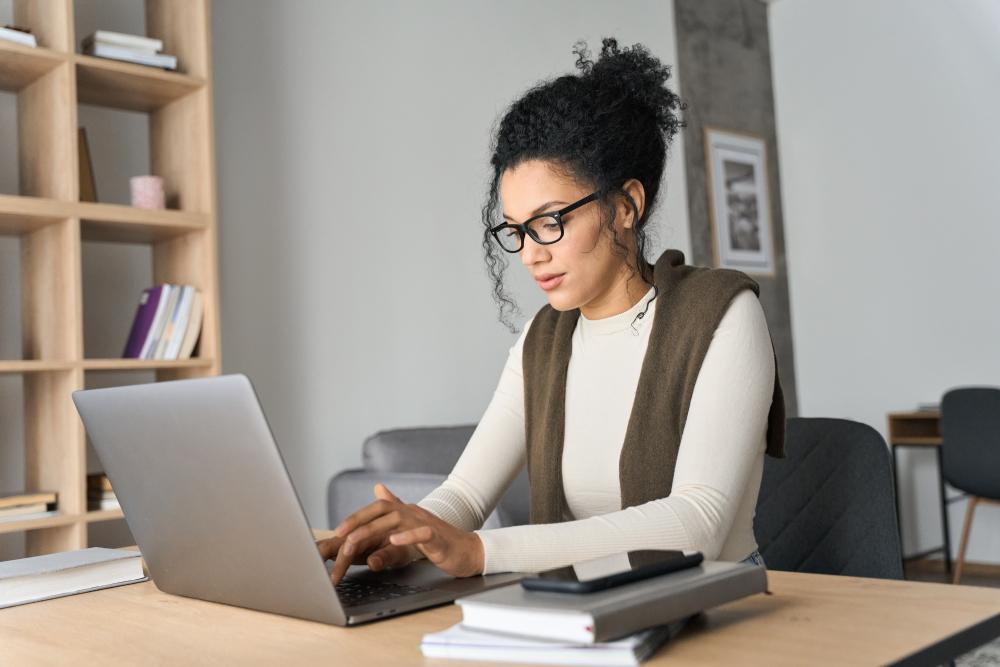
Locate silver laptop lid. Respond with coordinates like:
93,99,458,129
73,374,345,625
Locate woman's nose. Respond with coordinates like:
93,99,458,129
519,234,549,266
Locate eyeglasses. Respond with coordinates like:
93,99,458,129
489,192,602,254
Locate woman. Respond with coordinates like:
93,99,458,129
319,39,784,584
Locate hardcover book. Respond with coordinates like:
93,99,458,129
123,285,166,359
83,41,177,70
457,561,767,644
0,491,57,510
0,25,36,48
178,291,204,360
83,30,163,53
142,285,175,360
421,620,686,666
0,548,146,609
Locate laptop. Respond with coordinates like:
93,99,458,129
72,374,522,625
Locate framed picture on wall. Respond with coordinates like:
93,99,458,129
704,128,775,276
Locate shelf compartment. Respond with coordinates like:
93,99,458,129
79,202,208,243
0,512,76,535
82,508,125,523
0,41,67,93
81,358,213,372
0,360,75,374
75,54,204,113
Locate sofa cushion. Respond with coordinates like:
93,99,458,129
363,425,477,474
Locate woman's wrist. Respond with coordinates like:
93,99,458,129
472,531,485,575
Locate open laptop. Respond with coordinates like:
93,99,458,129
72,374,522,625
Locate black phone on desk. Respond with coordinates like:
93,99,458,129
520,550,704,594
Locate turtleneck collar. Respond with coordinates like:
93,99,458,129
579,285,658,336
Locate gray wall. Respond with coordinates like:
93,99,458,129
771,0,1000,564
210,1,690,529
673,0,798,415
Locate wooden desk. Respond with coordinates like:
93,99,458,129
1,530,999,666
887,411,957,570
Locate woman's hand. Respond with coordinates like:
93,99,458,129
318,484,485,585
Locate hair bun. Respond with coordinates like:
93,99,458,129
574,38,681,136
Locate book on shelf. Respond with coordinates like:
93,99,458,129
123,285,204,361
0,548,146,610
81,31,177,70
0,491,58,522
0,491,57,510
178,291,205,359
456,561,767,644
83,30,163,53
87,473,113,493
87,474,119,511
78,127,98,203
88,488,116,501
151,286,181,359
88,498,121,512
420,620,688,666
0,25,36,48
163,286,195,360
0,503,50,519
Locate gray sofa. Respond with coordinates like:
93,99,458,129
328,418,903,580
327,425,530,531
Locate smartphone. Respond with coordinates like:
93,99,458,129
520,550,704,594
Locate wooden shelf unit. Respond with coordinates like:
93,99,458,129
0,0,221,556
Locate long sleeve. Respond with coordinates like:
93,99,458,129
417,320,533,531
476,291,774,574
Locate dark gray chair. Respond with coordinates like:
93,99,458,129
327,424,530,530
754,417,904,579
941,387,1000,584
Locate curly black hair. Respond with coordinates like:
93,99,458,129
482,38,684,332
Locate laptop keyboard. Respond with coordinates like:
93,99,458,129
335,577,435,608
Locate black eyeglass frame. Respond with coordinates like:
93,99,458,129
489,191,603,253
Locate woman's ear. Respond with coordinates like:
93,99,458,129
620,179,646,229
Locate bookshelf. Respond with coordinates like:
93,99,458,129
0,0,220,556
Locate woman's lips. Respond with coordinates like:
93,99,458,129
535,273,565,291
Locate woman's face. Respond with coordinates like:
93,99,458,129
499,160,641,319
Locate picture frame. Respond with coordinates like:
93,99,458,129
704,128,776,276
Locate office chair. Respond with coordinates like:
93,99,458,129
941,387,1000,585
754,417,905,579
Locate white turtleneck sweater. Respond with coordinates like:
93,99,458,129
418,287,775,575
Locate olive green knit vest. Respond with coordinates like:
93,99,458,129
522,249,786,525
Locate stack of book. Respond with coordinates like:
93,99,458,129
0,492,58,523
87,474,119,512
82,30,177,70
423,558,767,665
123,285,204,360
421,621,685,666
0,24,36,47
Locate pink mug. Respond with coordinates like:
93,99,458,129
130,175,166,210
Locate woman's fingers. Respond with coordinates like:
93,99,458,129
334,498,397,538
343,511,403,551
366,544,417,571
390,526,437,549
316,536,344,561
373,483,402,503
330,534,383,585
